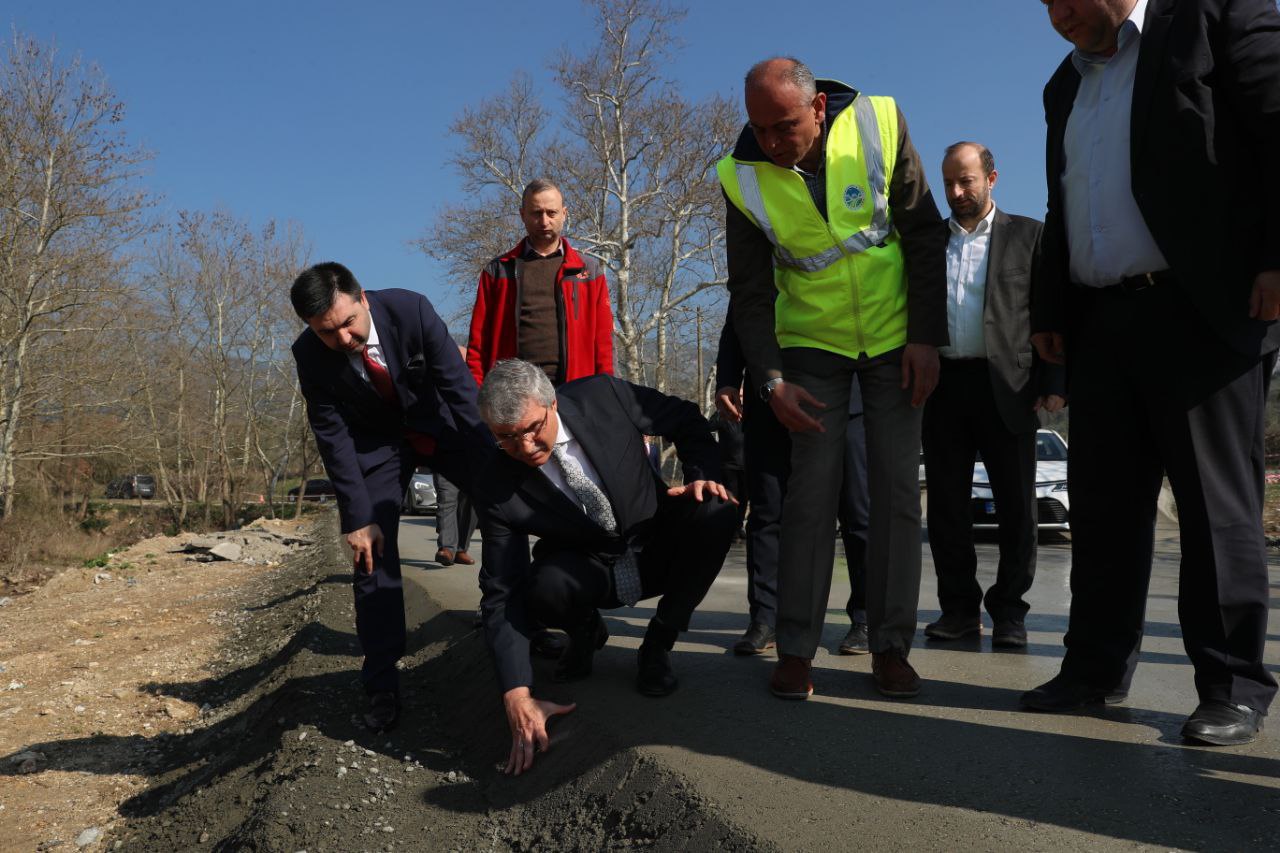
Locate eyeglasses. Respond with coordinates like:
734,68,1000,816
494,405,550,448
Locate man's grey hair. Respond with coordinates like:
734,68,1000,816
521,178,563,209
478,359,556,425
744,57,817,100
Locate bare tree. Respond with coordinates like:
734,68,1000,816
418,0,736,391
0,33,151,519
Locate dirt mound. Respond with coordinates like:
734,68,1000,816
44,516,771,852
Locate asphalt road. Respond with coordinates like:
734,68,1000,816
398,507,1280,851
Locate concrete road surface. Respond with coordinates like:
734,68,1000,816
397,510,1280,851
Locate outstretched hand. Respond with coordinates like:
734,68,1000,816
346,523,384,574
1248,270,1280,321
767,381,827,432
1031,332,1065,366
666,480,738,504
900,344,939,407
714,386,743,423
502,687,576,776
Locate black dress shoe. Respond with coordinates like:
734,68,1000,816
924,613,981,640
636,644,678,696
363,691,400,732
1021,673,1123,712
992,621,1028,648
733,621,776,656
836,622,869,655
1181,700,1264,746
530,629,568,660
553,611,608,682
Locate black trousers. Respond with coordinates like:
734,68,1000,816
722,465,749,531
353,445,474,696
741,393,868,627
1062,282,1276,713
523,496,737,648
351,452,415,696
923,358,1037,624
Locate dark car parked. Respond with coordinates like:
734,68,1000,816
106,473,156,499
287,478,337,502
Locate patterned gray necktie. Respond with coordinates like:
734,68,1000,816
551,444,643,606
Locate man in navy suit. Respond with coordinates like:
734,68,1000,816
290,262,492,731
471,359,737,775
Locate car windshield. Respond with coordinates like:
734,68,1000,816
136,476,155,485
1036,433,1068,461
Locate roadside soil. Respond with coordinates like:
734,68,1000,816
1,512,768,852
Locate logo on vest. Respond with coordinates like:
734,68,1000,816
843,184,866,212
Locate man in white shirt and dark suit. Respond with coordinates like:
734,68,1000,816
469,359,737,775
921,142,1064,648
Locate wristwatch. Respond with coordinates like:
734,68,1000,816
759,377,785,402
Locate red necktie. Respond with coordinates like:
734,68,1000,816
361,347,398,407
362,346,437,458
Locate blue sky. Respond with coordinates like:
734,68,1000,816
9,1,1069,326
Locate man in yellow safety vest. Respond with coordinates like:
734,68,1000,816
720,56,948,701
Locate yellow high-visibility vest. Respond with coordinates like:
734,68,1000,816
718,94,907,359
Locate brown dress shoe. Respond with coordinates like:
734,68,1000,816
453,550,475,566
770,655,813,700
872,650,921,698
434,547,455,566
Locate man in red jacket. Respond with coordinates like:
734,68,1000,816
466,179,614,386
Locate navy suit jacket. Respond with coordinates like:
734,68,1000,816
292,289,490,533
1034,0,1280,359
471,374,722,692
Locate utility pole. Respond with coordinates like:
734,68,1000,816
695,307,704,410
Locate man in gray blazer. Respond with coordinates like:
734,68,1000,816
922,142,1064,648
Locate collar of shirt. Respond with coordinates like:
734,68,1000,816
540,409,608,505
348,310,385,380
552,410,574,453
791,124,828,179
521,242,564,260
947,204,996,238
1071,0,1148,73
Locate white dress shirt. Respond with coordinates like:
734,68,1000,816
540,413,607,510
347,314,389,386
1062,0,1168,287
939,205,995,360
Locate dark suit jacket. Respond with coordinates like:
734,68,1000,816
292,289,490,533
983,208,1064,434
472,374,722,692
1034,0,1280,357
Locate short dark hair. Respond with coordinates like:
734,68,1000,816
521,178,562,209
290,262,362,320
944,141,996,176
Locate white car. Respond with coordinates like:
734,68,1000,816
970,428,1070,531
402,467,438,515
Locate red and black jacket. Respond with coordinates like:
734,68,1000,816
466,237,614,386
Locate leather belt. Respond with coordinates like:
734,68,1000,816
1073,270,1173,295
1115,270,1173,292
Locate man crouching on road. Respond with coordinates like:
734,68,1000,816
471,359,737,774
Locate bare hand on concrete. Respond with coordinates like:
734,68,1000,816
714,386,743,422
1248,269,1280,321
901,343,940,407
1032,332,1065,365
768,381,826,432
667,480,739,505
503,687,576,775
346,523,384,574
